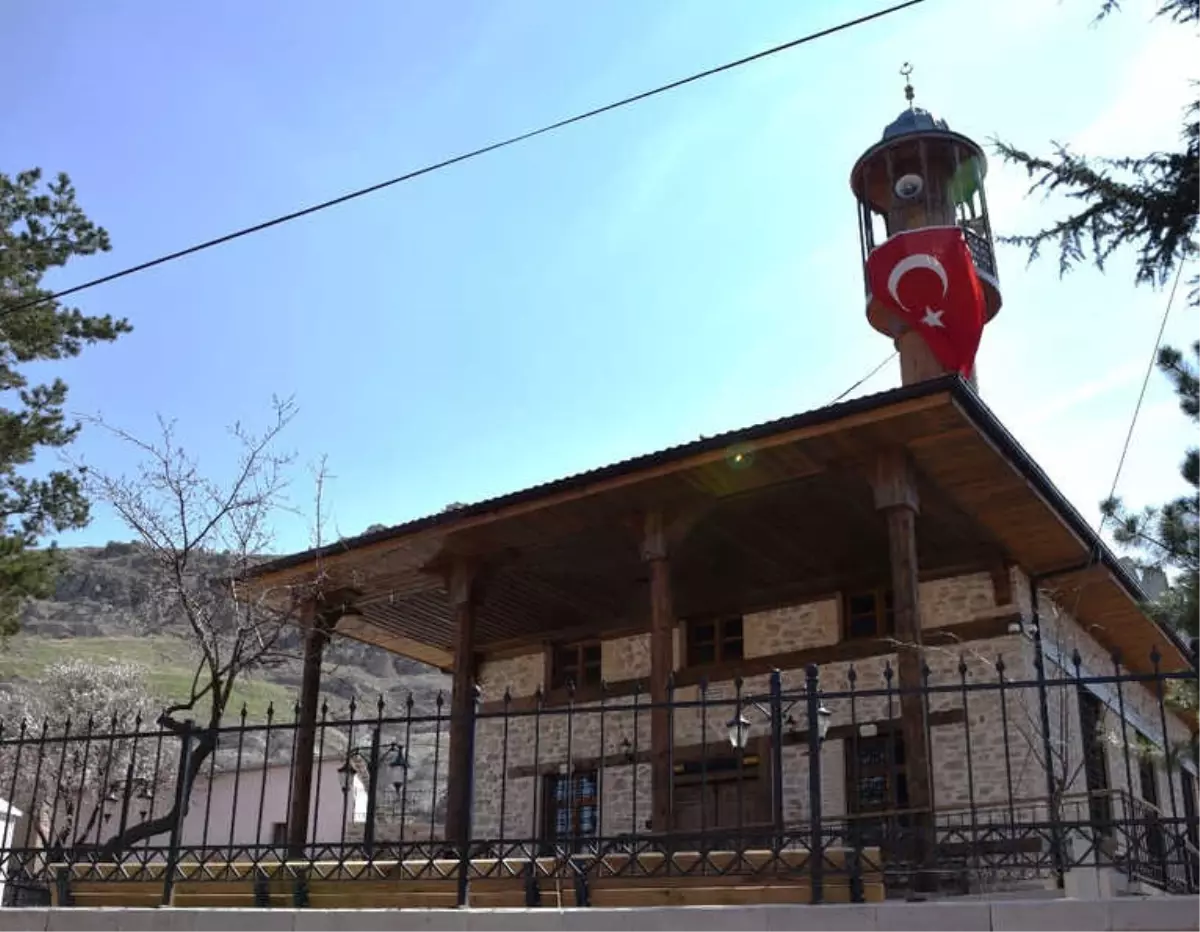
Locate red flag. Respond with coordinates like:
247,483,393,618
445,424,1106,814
866,227,985,377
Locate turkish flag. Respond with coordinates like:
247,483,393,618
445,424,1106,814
866,227,985,377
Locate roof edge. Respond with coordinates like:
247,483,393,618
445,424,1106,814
948,384,1195,666
245,376,963,580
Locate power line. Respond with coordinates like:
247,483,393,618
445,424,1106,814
1063,260,1185,618
1097,262,1184,530
0,0,930,318
831,351,898,404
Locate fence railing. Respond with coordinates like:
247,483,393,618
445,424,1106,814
1,645,1197,907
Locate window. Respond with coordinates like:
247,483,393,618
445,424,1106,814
1077,689,1112,834
846,734,909,852
1138,749,1166,869
1183,770,1199,829
1181,770,1198,887
686,616,744,667
551,642,601,691
847,734,907,814
844,589,895,640
543,770,598,851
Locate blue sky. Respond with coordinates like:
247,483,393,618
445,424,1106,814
3,0,1195,556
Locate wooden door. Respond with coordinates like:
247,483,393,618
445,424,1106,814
673,772,765,846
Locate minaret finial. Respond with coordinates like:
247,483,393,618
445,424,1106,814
900,62,915,107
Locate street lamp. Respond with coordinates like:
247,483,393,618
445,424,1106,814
815,704,833,743
726,712,754,750
719,666,833,881
724,698,831,749
338,742,407,792
337,729,407,854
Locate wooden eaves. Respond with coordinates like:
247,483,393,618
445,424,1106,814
241,375,1194,677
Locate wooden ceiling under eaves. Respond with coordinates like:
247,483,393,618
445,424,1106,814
245,381,1190,675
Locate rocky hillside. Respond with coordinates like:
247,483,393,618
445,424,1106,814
7,541,449,721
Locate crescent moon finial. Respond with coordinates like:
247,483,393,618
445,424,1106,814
900,62,915,107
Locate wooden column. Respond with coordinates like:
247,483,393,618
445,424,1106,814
871,450,935,875
443,558,478,849
287,603,336,858
641,510,674,834
896,330,979,390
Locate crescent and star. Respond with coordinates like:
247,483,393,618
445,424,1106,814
886,253,948,329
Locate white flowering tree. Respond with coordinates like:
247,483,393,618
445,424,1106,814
0,657,172,853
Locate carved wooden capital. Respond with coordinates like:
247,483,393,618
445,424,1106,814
638,501,713,563
870,448,920,514
640,510,668,563
446,556,479,608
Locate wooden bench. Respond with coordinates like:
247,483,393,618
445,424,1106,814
49,847,884,908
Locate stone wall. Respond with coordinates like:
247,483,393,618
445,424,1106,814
1034,586,1195,838
468,568,1191,850
743,599,839,655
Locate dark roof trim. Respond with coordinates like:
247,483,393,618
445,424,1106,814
949,384,1194,665
246,375,965,578
946,384,1146,600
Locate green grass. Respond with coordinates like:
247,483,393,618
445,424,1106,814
0,634,295,723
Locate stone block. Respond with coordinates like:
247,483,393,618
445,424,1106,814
992,898,1111,931
175,908,297,931
875,901,990,931
465,908,564,930
46,909,122,932
763,904,878,931
1109,896,1200,931
561,906,784,931
0,909,48,932
293,908,467,931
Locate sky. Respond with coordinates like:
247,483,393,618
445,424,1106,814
2,0,1195,557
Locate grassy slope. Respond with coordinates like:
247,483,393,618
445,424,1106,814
0,633,296,721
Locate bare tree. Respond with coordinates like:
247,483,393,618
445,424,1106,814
75,397,323,854
0,658,170,852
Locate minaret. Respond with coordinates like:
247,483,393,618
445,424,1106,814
850,66,1001,387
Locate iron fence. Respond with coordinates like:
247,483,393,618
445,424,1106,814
1,644,1196,908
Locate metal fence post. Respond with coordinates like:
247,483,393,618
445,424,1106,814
456,684,481,908
1030,584,1066,888
768,669,785,857
805,664,824,905
162,720,194,907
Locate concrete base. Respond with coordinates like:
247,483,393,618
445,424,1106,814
0,897,1196,931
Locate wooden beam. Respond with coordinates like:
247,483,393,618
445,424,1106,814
676,557,998,623
642,510,674,834
481,612,1023,714
870,448,934,884
335,614,454,671
673,612,1022,688
443,556,479,849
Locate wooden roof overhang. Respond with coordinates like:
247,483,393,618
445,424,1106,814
243,377,1192,677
